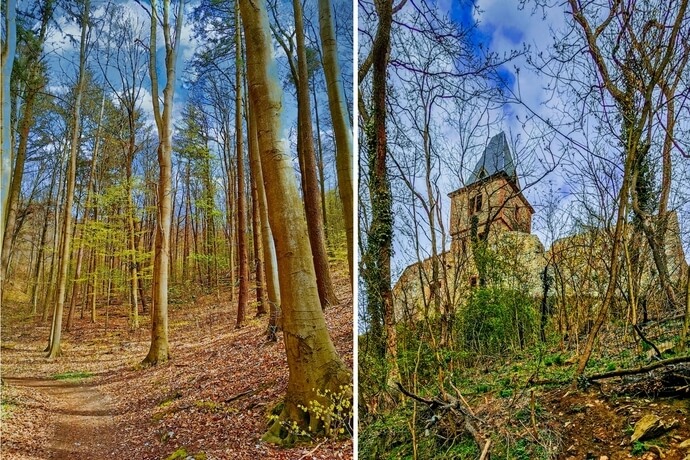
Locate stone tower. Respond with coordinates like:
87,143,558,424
448,132,534,253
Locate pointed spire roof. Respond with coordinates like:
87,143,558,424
467,132,517,186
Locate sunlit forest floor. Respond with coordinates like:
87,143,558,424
1,262,353,460
360,318,690,460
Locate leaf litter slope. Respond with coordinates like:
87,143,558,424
1,264,353,459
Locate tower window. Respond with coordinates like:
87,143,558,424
470,193,483,214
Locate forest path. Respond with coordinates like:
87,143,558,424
3,376,118,460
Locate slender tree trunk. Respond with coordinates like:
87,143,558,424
0,0,17,298
292,0,338,309
250,153,267,316
31,168,58,315
1,0,52,289
681,269,690,350
312,86,328,242
143,0,184,365
235,1,249,328
47,0,90,359
125,168,140,329
183,163,191,281
43,154,66,322
1,94,35,282
66,91,105,330
364,0,399,388
135,220,148,313
248,103,281,338
240,0,350,442
575,155,634,378
65,204,84,330
318,0,354,285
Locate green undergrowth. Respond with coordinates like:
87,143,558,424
52,370,94,380
165,447,207,460
263,384,354,446
359,400,555,460
359,321,687,459
1,396,16,420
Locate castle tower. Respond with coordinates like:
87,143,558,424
448,132,534,252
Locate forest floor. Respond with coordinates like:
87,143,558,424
360,320,690,460
0,263,353,460
448,354,690,460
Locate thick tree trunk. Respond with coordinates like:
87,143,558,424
318,0,354,285
293,0,338,309
239,0,351,442
235,1,249,328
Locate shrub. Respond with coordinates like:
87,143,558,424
456,287,537,355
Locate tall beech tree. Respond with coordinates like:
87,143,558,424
142,0,185,365
234,1,249,328
238,0,351,441
318,0,354,285
47,0,91,358
0,0,17,295
98,8,150,329
291,0,339,308
247,103,281,338
1,0,53,284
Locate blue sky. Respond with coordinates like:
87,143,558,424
376,0,690,286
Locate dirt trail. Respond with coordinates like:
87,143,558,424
3,377,118,460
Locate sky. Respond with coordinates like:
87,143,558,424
375,0,690,282
33,0,353,192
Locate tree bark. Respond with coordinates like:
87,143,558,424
248,103,281,338
363,0,400,388
312,85,328,242
0,0,53,288
235,0,249,328
47,0,90,359
318,0,354,285
239,0,351,441
292,0,338,309
143,0,184,365
0,0,17,299
66,90,105,331
250,169,266,316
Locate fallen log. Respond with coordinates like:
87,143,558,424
588,355,690,381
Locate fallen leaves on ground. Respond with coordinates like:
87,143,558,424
1,265,353,460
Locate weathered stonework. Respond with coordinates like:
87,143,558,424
393,132,688,324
